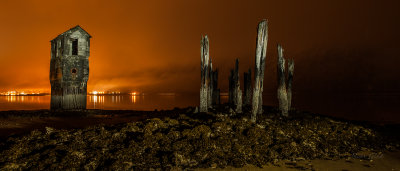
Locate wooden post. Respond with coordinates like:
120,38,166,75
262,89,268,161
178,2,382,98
287,58,295,111
251,20,268,122
243,68,252,106
234,59,242,113
228,59,242,113
257,47,266,115
212,68,219,105
277,44,289,116
200,35,210,112
228,69,234,105
276,44,295,116
215,89,220,105
208,59,213,109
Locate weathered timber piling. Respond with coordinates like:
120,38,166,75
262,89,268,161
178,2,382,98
208,59,213,109
200,35,210,112
228,59,242,113
277,44,295,116
243,68,252,106
50,25,91,110
251,20,268,122
277,44,288,116
211,69,220,105
287,59,294,110
233,59,242,113
213,89,220,105
228,69,234,104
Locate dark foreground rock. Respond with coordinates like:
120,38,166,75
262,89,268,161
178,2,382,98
0,106,399,170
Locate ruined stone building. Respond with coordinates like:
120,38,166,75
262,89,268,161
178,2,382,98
50,25,91,110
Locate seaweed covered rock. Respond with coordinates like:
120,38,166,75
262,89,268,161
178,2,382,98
0,107,398,170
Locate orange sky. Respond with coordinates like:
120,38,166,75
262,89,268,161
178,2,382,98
0,0,399,94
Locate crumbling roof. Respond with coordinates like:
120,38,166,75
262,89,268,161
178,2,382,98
51,25,92,41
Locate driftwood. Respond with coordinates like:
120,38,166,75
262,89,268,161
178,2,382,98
251,20,268,122
200,35,210,112
243,68,252,106
277,44,295,116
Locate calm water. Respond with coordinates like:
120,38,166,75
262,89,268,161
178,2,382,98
0,93,399,124
0,95,200,111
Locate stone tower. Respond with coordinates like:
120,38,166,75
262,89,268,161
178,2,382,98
50,25,91,110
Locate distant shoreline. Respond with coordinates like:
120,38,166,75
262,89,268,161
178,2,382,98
0,94,49,96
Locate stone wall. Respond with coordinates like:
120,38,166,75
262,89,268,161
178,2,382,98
50,26,91,110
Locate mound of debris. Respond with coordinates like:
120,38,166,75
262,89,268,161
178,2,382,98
0,106,398,170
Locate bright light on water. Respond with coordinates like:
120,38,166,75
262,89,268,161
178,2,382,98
0,93,399,124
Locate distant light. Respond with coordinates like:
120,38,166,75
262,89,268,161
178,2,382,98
9,91,16,96
92,91,98,95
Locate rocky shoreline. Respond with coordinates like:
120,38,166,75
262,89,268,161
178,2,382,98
0,106,399,170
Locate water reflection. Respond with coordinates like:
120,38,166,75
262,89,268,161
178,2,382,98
0,95,191,111
0,95,51,110
85,94,183,111
0,93,399,123
4,95,46,103
131,95,136,104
